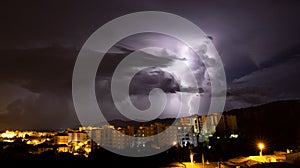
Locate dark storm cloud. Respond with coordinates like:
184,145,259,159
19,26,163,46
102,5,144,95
95,35,211,121
259,46,300,68
0,0,300,129
0,89,78,130
0,47,80,130
225,53,300,111
95,54,182,121
0,46,76,88
225,87,276,111
129,67,180,95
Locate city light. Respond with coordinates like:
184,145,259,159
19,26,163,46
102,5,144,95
172,141,177,146
258,143,265,156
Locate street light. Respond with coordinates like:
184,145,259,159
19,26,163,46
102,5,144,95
258,143,264,156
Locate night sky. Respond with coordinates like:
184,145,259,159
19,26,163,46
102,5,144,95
0,0,300,130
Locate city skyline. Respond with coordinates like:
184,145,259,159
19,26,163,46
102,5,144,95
0,108,242,159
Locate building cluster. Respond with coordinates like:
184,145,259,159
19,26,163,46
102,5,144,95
0,128,93,158
0,112,238,157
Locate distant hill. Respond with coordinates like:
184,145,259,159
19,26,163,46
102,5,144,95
224,99,300,148
108,118,176,129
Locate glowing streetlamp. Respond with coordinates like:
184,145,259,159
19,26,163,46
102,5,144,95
190,150,195,168
258,143,264,156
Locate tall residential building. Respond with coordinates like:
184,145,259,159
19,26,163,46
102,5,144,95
177,114,203,147
216,114,238,136
54,132,68,145
68,131,86,143
202,112,222,135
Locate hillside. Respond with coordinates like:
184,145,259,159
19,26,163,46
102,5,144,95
224,99,300,150
108,118,176,129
